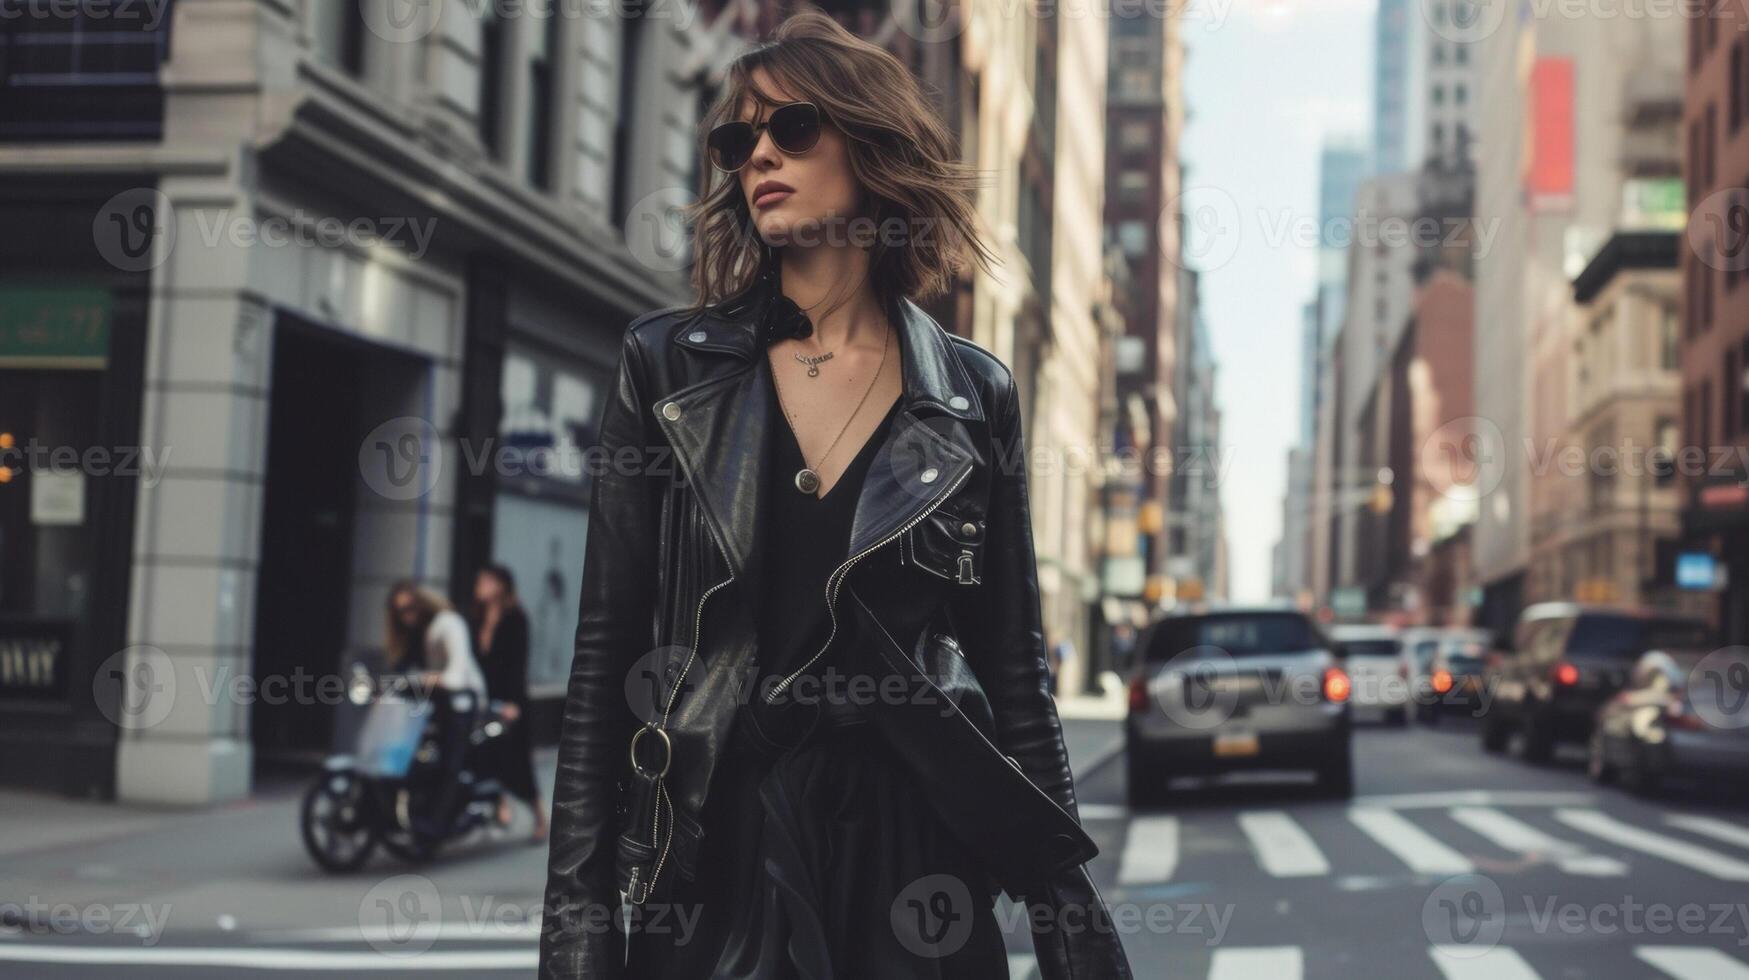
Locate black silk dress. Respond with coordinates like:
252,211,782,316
622,366,1012,979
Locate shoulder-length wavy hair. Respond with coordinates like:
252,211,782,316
384,580,450,670
680,8,996,316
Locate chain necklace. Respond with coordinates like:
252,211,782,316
794,350,834,377
771,322,891,496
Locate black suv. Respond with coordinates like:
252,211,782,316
1480,603,1717,762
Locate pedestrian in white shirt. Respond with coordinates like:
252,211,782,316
385,581,485,839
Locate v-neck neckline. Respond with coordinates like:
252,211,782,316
768,365,903,504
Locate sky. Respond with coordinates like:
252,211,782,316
1178,0,1376,601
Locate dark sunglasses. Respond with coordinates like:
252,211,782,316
707,102,823,173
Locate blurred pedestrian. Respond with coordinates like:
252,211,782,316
384,581,486,840
471,563,548,844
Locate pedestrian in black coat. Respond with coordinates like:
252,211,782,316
471,563,548,844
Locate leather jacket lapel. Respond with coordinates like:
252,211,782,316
655,275,988,594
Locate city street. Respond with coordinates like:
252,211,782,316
5,711,1749,978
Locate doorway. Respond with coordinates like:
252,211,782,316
250,324,362,767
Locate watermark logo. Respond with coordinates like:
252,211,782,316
624,644,698,726
362,0,444,44
359,417,443,501
1690,646,1749,730
890,873,976,958
1153,646,1242,730
1422,873,1507,955
1171,185,1242,272
94,188,174,273
360,874,443,957
1689,187,1749,274
1424,0,1507,42
95,645,176,731
1421,415,1506,501
625,187,698,273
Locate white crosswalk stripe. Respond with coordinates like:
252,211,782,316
1238,810,1330,877
1349,806,1474,874
1555,808,1749,881
1117,815,1180,885
1448,806,1627,876
1635,946,1749,979
1208,946,1303,980
1666,814,1749,852
1428,945,1543,980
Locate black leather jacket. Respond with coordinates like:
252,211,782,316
539,274,1134,978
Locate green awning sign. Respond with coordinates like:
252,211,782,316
0,287,111,368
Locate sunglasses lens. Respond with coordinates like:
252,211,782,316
708,122,755,171
769,103,822,154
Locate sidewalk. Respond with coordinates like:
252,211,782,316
0,702,1124,940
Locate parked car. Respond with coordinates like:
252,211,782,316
1125,609,1353,804
1328,623,1410,726
1414,628,1494,725
1480,603,1717,762
1589,647,1749,795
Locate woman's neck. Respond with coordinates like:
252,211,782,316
779,247,885,351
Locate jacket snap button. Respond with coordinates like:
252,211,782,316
949,395,969,410
688,330,707,342
960,521,977,536
662,402,682,420
920,467,939,484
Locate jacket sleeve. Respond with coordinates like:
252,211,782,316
538,327,661,979
955,368,1134,980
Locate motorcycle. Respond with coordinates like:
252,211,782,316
299,667,512,873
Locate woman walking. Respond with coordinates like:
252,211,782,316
384,582,487,842
539,10,1131,979
471,563,549,844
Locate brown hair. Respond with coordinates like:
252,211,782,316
384,580,451,669
680,8,996,315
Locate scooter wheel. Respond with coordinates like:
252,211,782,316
300,775,380,873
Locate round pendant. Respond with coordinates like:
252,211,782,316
795,468,821,494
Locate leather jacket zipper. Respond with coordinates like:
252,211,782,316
639,508,734,904
764,463,973,704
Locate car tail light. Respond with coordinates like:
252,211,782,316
1432,669,1454,694
1128,673,1148,714
1553,661,1580,687
1323,667,1351,703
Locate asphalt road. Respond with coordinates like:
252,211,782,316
4,716,1749,978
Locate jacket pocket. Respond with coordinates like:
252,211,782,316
904,509,985,585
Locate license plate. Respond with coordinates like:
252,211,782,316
1214,733,1260,757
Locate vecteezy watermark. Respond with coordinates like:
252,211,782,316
1423,874,1507,955
0,439,173,489
1140,646,1501,720
93,646,177,731
1690,646,1749,730
1165,190,1504,273
1689,186,1749,274
360,417,444,502
891,0,1238,44
1424,874,1749,954
360,0,699,46
0,898,174,946
1427,0,1727,43
0,0,173,30
891,873,980,958
359,875,443,957
1419,416,1506,502
93,189,439,273
887,872,1234,958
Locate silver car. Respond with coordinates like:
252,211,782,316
1589,647,1749,795
1125,609,1354,805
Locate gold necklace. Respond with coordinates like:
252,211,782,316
771,323,890,495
